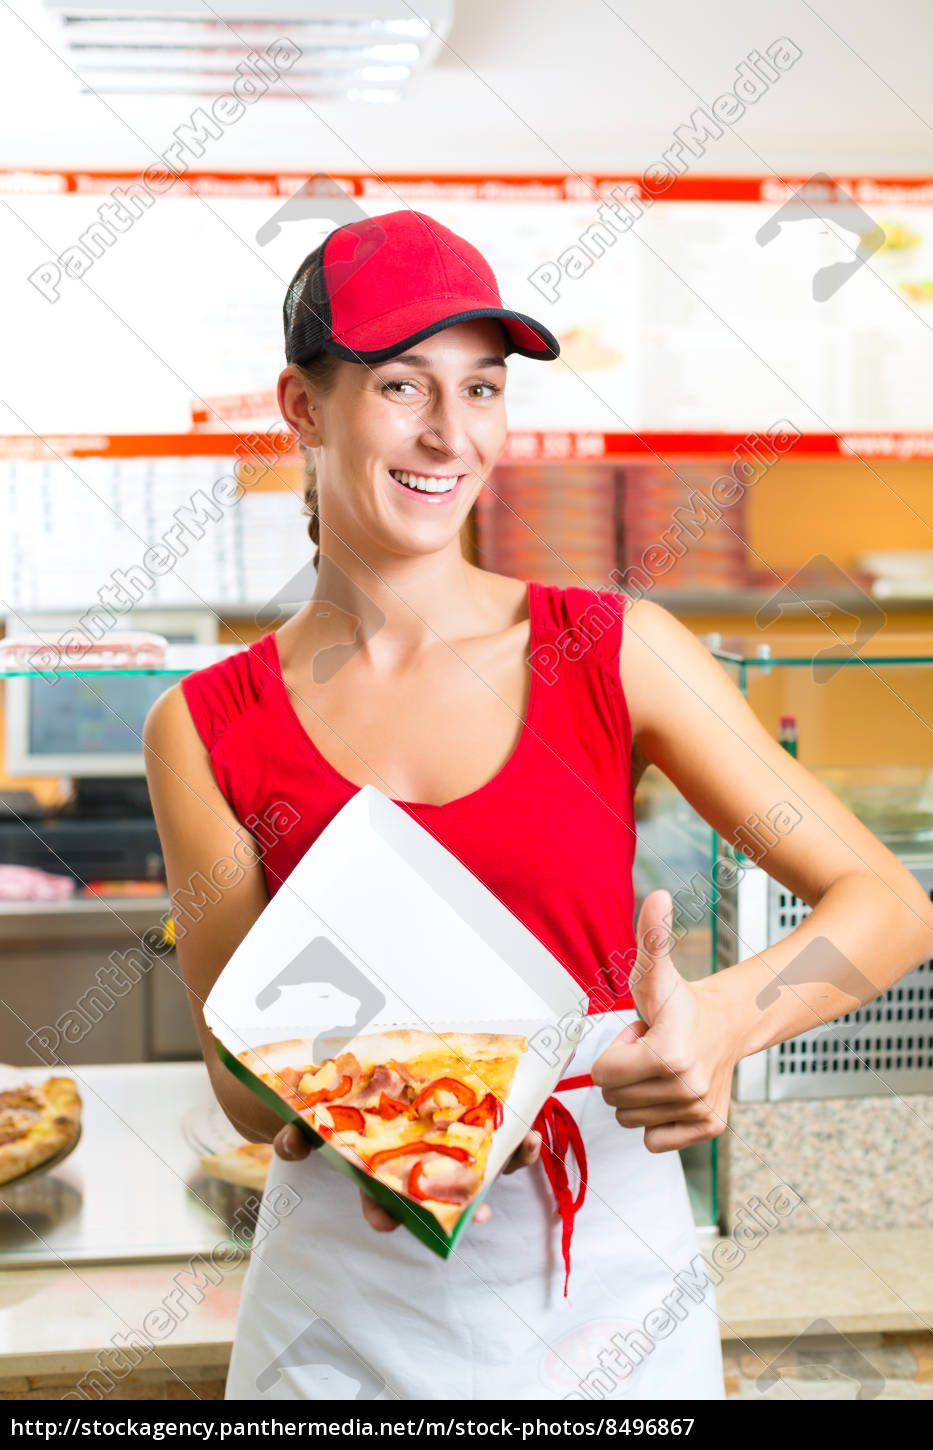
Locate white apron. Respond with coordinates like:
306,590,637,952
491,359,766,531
225,1012,725,1401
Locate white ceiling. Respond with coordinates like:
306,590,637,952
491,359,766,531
1,0,931,176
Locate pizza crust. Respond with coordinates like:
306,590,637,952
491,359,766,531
0,1076,82,1186
349,1029,528,1069
241,1028,528,1076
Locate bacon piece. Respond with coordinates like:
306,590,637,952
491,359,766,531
370,1063,409,1097
333,1053,362,1092
411,1156,479,1206
343,1062,410,1109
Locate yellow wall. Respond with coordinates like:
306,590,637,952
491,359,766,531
674,456,933,768
747,458,933,575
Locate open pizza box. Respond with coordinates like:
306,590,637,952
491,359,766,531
203,785,586,1259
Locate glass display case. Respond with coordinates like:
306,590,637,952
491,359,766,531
710,633,933,1105
710,632,933,786
634,631,933,1190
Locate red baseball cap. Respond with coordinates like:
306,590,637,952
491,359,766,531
283,208,560,367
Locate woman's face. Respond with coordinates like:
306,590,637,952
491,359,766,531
306,317,508,562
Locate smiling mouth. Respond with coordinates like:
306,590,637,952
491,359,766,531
389,469,464,496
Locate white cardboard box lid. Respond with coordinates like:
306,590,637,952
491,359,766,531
205,785,586,1052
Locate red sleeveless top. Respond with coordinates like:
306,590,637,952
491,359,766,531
180,581,638,1014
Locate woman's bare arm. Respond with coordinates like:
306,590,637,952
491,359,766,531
142,682,289,1143
620,598,933,1057
631,737,651,792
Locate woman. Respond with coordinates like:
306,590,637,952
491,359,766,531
144,210,933,1401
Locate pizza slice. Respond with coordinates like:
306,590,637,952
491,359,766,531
242,1029,527,1234
0,1076,82,1186
200,1141,273,1191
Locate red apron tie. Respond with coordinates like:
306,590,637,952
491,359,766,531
532,1071,594,1297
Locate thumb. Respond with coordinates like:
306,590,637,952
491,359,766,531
612,1017,649,1047
629,889,685,1029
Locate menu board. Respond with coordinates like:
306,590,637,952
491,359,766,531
1,172,932,442
0,456,312,612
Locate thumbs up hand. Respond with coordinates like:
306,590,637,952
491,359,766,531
590,889,742,1153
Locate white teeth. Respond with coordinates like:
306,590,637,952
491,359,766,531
390,469,459,494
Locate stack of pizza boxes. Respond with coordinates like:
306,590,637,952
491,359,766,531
204,786,585,1256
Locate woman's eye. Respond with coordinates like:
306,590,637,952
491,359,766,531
380,379,420,397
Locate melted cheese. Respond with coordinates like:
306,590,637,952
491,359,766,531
400,1051,520,1102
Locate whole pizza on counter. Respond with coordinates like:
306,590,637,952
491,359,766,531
0,1076,82,1185
240,1029,528,1233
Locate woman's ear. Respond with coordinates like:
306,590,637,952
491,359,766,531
277,366,323,447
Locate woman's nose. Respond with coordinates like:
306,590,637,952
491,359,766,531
418,395,470,459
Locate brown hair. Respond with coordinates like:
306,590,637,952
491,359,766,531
293,353,343,570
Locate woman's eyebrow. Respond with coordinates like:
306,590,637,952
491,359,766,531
383,353,507,369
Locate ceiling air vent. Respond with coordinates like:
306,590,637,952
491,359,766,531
42,0,454,102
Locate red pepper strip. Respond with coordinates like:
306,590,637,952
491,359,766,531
410,1076,477,1114
329,1105,365,1133
376,1092,412,1120
300,1073,352,1107
408,1160,470,1206
367,1140,474,1172
461,1092,503,1129
532,1095,588,1298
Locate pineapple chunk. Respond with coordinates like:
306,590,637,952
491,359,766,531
443,1122,487,1153
298,1060,337,1096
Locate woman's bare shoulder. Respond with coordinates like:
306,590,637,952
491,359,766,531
619,597,720,742
143,679,201,753
472,567,532,623
142,681,269,915
142,682,221,805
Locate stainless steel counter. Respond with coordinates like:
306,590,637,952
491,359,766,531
0,893,171,939
0,1062,253,1268
0,895,202,1063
